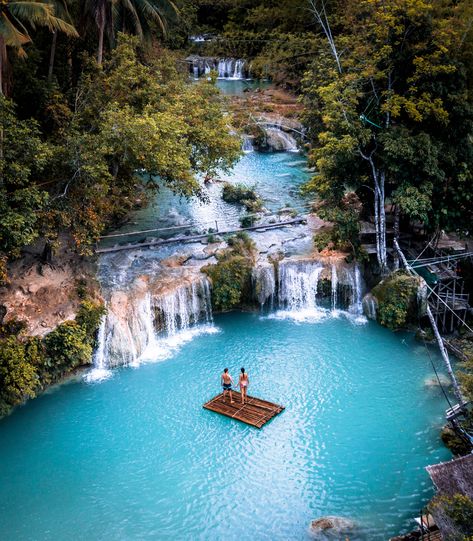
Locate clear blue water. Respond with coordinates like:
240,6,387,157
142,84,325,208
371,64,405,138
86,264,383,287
0,313,451,540
101,152,311,248
216,80,271,96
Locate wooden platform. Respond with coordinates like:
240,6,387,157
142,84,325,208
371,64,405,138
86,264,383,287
203,392,284,428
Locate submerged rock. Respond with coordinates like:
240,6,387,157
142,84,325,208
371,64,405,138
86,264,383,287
309,516,357,538
424,373,452,388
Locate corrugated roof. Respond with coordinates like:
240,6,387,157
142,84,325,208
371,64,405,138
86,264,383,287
426,454,473,499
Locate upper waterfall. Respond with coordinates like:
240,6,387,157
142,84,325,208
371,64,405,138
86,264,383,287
187,56,250,80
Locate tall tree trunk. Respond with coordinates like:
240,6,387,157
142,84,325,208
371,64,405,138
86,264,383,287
0,37,4,96
97,18,105,66
379,170,386,268
393,204,400,270
0,37,4,191
48,31,58,83
41,241,53,264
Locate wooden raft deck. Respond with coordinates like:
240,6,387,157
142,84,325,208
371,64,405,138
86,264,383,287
203,392,284,428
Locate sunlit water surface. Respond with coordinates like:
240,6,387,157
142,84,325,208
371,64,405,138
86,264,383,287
0,313,451,541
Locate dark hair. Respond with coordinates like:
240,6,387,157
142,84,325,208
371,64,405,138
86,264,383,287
224,368,228,373
241,367,245,373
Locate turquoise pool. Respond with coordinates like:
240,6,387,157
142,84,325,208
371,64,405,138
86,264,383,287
0,312,451,540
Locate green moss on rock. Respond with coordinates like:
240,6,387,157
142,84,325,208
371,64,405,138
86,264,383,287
371,271,422,330
203,232,256,311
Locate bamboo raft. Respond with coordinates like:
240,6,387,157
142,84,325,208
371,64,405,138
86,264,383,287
203,391,284,428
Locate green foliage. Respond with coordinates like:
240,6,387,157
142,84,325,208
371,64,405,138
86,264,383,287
41,35,241,253
203,232,256,311
239,214,255,228
314,193,363,258
301,0,473,239
0,298,105,418
372,271,421,330
0,97,50,259
222,182,262,213
76,300,106,344
458,347,473,402
429,493,473,540
0,336,37,417
43,321,92,372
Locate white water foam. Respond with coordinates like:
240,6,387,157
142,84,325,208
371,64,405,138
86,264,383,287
137,324,220,364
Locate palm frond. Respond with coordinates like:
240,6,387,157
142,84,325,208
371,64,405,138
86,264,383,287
0,12,31,47
9,1,78,36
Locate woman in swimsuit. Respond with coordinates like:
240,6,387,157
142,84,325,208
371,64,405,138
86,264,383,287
221,368,234,403
239,367,249,404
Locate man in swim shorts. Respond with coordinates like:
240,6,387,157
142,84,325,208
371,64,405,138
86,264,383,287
221,368,234,404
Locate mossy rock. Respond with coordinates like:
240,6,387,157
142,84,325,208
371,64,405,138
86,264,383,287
371,271,422,330
440,424,472,456
203,233,256,312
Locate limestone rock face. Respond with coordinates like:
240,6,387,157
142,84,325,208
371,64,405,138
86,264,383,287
309,516,357,537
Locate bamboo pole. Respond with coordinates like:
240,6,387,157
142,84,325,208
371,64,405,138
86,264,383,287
393,239,465,405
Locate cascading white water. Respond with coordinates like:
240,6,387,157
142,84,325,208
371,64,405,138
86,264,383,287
155,279,212,336
233,59,245,79
331,265,338,312
190,57,248,79
264,127,298,152
85,316,112,381
350,265,363,315
87,278,215,375
277,261,324,318
242,135,254,153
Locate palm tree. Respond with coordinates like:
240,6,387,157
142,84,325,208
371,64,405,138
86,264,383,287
0,0,78,94
47,0,75,82
117,0,178,42
85,0,112,66
85,0,178,66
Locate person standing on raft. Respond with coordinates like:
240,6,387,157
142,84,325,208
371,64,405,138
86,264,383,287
221,368,234,403
239,368,249,404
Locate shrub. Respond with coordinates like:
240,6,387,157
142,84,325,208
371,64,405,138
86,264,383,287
371,271,421,330
222,183,263,212
43,321,93,375
429,493,473,539
76,299,106,344
240,214,255,228
203,233,256,311
0,336,37,416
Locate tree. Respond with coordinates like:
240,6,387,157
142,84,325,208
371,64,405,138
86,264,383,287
0,0,77,94
84,0,178,66
0,97,50,261
47,0,76,82
40,35,241,252
303,0,473,271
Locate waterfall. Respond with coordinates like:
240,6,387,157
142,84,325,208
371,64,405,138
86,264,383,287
350,265,363,315
188,56,248,79
264,127,298,152
233,59,245,79
362,292,378,320
87,277,215,374
85,316,111,381
242,134,254,153
331,265,338,312
277,261,325,319
155,279,212,336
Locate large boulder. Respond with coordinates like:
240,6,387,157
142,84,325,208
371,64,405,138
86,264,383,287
309,516,357,538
